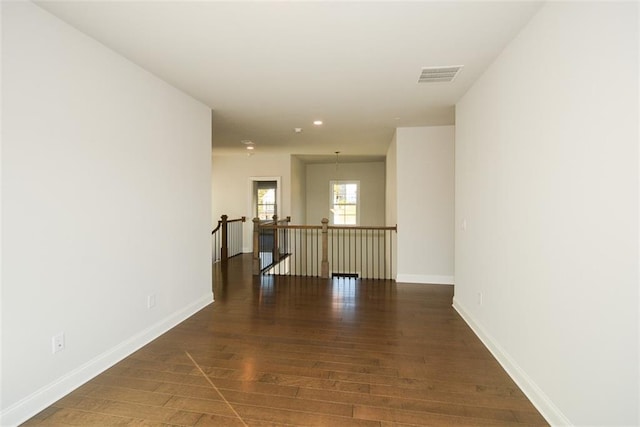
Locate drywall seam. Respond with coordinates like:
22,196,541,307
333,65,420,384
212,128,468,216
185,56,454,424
452,298,571,426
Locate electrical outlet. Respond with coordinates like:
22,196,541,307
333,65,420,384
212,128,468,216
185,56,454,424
52,333,65,354
147,294,156,309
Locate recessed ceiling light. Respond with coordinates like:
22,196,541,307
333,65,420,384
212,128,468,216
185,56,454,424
294,128,303,133
313,120,323,126
241,140,254,145
246,146,254,150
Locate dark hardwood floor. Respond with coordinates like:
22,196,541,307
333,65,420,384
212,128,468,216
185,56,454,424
24,254,547,426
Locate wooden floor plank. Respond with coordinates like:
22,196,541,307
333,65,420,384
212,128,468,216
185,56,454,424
22,254,547,426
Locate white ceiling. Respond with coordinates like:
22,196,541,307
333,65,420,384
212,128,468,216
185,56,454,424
36,1,542,158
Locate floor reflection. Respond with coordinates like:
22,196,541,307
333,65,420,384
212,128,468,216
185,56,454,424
252,270,397,324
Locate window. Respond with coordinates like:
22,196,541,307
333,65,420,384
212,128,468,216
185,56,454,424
330,180,359,225
256,181,277,220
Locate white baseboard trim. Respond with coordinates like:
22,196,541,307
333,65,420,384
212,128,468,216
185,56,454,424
0,292,214,427
395,274,454,285
452,297,571,426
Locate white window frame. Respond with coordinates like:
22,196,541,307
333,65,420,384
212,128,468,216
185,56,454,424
249,177,281,222
329,180,360,225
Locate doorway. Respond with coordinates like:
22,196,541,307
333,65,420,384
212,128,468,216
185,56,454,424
255,180,278,220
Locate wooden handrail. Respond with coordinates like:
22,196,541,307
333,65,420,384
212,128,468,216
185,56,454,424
226,217,246,224
211,221,223,235
212,216,246,234
261,224,397,231
259,216,291,226
212,215,246,262
260,224,321,230
329,225,397,231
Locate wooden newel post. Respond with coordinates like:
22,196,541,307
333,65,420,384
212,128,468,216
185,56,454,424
272,214,280,262
252,217,260,275
321,218,329,278
220,215,228,260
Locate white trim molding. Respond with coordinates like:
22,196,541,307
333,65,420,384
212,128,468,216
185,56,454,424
395,274,454,285
0,293,214,426
452,297,571,427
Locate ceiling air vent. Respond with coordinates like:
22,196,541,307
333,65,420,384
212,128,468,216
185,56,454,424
418,65,463,83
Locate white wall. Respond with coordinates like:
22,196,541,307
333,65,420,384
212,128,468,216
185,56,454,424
290,155,307,224
395,126,455,284
306,162,386,226
385,133,398,229
385,135,398,277
212,153,292,251
1,3,213,424
454,3,638,426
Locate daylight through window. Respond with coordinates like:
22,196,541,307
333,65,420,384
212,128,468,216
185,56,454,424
256,181,277,220
330,181,359,225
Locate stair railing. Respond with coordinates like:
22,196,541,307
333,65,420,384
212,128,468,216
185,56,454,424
212,215,246,263
252,215,291,273
253,217,397,279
